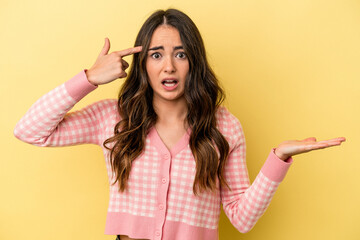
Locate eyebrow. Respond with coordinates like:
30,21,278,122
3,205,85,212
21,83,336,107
148,46,184,51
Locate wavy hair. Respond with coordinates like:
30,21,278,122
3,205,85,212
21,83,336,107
104,9,230,195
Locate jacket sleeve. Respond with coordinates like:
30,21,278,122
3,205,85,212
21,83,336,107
220,116,292,233
13,70,116,147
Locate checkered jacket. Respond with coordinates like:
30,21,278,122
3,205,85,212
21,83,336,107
14,70,292,240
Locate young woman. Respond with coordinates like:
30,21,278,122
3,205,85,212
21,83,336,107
14,8,345,240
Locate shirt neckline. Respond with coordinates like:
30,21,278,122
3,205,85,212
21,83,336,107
148,126,191,158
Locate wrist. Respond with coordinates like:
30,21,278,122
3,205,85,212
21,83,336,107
84,69,98,86
274,148,289,161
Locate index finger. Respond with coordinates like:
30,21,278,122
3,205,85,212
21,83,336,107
116,46,143,57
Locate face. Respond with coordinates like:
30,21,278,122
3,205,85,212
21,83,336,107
146,25,189,104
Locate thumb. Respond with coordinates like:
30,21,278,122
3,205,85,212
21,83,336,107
98,37,110,57
302,137,317,142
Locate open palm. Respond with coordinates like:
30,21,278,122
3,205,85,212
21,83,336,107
275,137,346,161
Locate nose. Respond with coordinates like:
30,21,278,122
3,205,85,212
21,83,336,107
163,56,176,73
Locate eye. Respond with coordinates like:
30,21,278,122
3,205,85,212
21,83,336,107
150,52,161,59
176,52,187,59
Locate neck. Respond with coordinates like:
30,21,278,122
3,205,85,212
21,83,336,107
153,96,188,127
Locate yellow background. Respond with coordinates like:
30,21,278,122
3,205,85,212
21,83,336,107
1,0,359,239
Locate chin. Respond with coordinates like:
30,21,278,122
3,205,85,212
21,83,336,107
156,92,185,102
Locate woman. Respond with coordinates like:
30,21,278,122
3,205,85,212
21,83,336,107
14,8,345,240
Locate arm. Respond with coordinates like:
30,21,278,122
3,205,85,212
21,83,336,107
13,70,114,147
14,38,143,147
220,120,292,233
220,113,345,233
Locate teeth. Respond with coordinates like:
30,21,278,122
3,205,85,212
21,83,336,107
164,82,176,87
162,80,177,87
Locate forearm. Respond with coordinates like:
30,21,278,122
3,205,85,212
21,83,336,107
222,150,292,233
14,70,98,146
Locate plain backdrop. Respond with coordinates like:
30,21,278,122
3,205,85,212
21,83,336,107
1,0,359,239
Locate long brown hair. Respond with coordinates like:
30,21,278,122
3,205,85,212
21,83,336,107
104,9,230,195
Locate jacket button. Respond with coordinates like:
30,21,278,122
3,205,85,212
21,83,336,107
161,178,167,184
155,231,160,236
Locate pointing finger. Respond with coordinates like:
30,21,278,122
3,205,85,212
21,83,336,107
116,46,143,57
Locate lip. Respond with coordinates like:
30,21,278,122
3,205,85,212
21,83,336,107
161,78,179,91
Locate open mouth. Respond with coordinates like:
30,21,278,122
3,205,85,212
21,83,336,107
162,79,178,87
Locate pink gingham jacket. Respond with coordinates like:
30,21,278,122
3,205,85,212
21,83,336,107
14,70,292,240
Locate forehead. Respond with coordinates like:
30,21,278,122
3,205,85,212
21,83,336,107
149,25,182,47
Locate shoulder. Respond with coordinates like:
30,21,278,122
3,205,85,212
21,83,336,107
215,106,243,131
215,106,245,146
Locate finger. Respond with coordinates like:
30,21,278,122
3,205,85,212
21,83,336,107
328,137,346,142
319,141,343,148
306,141,343,151
98,37,111,57
116,46,143,57
303,137,346,151
121,59,129,70
317,137,346,143
317,138,346,145
118,72,127,79
300,143,328,153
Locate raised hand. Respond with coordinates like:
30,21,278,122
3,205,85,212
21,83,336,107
86,37,142,85
274,137,346,161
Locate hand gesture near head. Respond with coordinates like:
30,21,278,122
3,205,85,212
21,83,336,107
86,38,142,86
275,137,346,161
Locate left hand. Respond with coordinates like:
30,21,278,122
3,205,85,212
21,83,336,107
274,137,346,161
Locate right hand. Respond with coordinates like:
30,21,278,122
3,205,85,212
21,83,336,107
86,37,142,85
